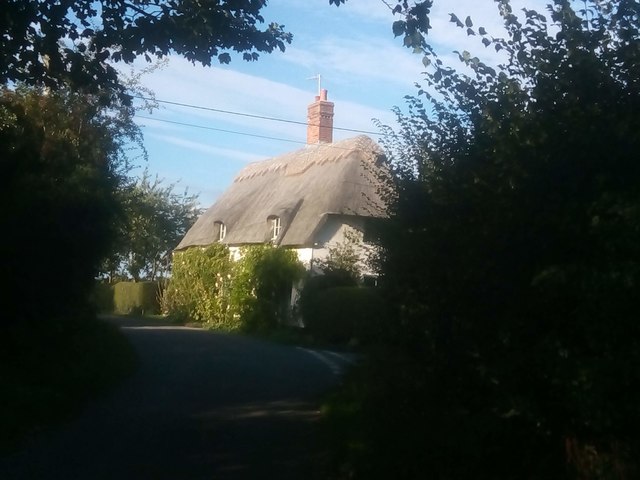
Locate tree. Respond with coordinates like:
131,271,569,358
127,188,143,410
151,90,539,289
0,0,292,101
102,169,201,282
342,1,640,478
330,0,434,51
0,0,434,101
0,85,140,325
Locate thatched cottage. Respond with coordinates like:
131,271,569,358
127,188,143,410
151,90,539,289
176,90,388,277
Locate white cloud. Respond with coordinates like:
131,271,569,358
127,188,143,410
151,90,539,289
280,37,424,89
120,0,557,207
322,0,396,23
276,0,394,24
146,133,263,163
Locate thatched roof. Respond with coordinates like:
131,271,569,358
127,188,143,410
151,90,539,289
176,135,388,250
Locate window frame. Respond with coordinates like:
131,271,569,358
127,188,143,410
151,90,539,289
214,221,226,241
269,216,281,241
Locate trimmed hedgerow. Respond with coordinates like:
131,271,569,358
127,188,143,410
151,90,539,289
112,281,160,315
92,281,115,313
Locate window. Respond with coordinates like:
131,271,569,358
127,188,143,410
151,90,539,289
215,221,226,241
269,216,281,241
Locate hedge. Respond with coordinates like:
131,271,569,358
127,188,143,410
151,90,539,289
92,282,114,313
301,286,390,344
112,281,160,315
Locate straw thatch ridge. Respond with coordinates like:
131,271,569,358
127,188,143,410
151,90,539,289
176,135,388,250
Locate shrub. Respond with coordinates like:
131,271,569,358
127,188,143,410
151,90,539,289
231,245,305,332
301,286,390,344
164,244,304,332
91,282,114,313
163,244,236,329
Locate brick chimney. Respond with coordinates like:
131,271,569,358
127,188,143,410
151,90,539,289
307,88,334,144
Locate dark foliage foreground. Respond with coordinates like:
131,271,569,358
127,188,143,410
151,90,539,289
0,314,137,452
323,1,640,478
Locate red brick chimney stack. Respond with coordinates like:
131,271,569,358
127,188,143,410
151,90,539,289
307,88,334,144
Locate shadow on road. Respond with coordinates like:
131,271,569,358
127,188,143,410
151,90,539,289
1,316,344,479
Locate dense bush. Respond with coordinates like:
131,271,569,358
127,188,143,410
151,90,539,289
301,286,390,344
1,86,131,327
298,267,357,329
163,244,235,328
324,1,640,478
164,244,303,332
92,282,115,313
232,245,305,332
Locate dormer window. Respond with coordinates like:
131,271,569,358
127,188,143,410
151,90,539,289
268,216,281,241
214,221,226,241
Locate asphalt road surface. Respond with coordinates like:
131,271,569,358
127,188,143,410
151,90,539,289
0,318,356,479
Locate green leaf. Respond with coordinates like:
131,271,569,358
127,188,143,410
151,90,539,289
392,20,405,37
449,13,463,28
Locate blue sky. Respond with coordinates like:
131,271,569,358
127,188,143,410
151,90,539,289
125,0,545,207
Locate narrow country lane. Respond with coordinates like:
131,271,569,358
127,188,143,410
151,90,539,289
0,318,355,479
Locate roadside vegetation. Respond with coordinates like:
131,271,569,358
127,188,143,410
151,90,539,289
321,1,640,479
162,244,305,333
3,1,637,478
0,85,142,451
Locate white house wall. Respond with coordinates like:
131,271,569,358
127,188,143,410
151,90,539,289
306,214,377,277
222,215,377,277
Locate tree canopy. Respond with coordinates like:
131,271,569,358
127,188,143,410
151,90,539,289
102,169,201,282
0,0,292,99
1,0,433,102
0,85,139,325
334,0,640,478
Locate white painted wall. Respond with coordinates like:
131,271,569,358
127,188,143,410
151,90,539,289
306,214,378,277
217,214,378,277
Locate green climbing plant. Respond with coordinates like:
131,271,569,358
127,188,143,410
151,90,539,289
163,244,236,329
164,244,304,332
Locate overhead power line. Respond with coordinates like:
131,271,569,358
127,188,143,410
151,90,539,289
136,115,305,145
133,95,383,136
136,115,366,152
